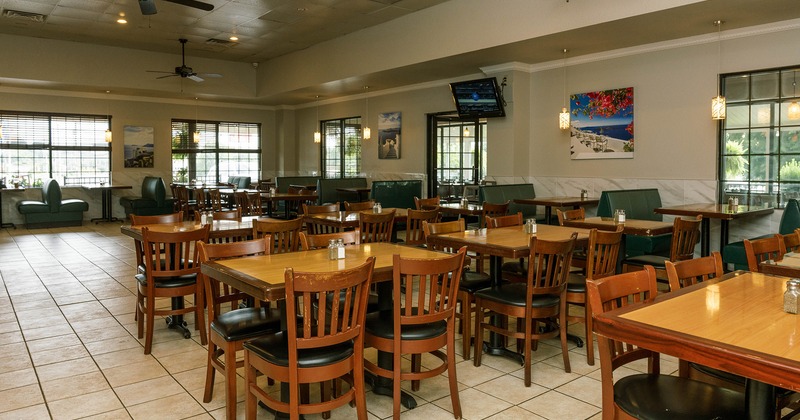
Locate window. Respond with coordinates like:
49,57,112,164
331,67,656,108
321,117,362,178
171,120,261,184
428,116,487,199
719,66,800,208
0,112,111,187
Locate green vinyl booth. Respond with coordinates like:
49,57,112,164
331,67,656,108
119,176,176,217
17,178,88,228
596,188,672,258
370,180,422,210
722,198,800,271
478,183,538,221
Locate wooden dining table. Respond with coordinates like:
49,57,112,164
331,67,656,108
302,208,408,230
201,242,451,412
655,203,775,256
260,191,317,218
592,271,800,419
425,224,591,362
760,251,800,277
120,215,260,242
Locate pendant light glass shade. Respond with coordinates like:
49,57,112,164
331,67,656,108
559,107,570,130
105,129,112,143
314,95,321,143
711,95,726,120
193,131,201,143
363,86,371,140
363,127,371,140
789,102,800,120
105,91,112,142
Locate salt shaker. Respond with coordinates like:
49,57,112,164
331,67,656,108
785,279,800,314
373,202,382,213
580,189,588,200
461,196,469,207
336,239,345,259
200,211,208,226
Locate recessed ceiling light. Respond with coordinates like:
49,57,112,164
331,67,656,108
117,18,127,24
229,35,238,41
297,7,307,12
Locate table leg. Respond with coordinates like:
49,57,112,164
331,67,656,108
544,206,553,225
700,218,711,257
165,297,191,338
92,189,122,223
745,379,775,420
720,219,731,249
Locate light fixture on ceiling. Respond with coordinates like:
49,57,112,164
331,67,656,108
711,20,726,120
116,13,127,24
193,97,200,143
789,70,800,120
104,91,112,143
314,95,321,143
229,35,239,42
363,86,371,140
559,48,570,130
464,126,470,136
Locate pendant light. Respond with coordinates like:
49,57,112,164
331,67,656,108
464,126,470,137
193,97,200,143
104,91,112,142
313,95,321,143
711,20,726,120
363,86,371,140
789,70,800,120
559,48,571,130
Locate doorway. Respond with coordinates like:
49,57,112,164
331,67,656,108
427,114,487,201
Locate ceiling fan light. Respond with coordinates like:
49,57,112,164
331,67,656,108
789,101,800,120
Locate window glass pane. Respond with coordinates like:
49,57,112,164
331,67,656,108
750,103,775,128
725,104,750,129
751,155,778,181
724,75,749,102
751,71,779,100
751,128,777,154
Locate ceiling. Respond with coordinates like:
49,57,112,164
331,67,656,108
1,0,799,106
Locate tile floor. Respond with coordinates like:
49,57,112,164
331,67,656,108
0,223,681,420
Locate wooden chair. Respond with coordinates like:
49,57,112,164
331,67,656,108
474,201,510,271
303,202,341,234
556,207,585,225
194,187,208,211
174,185,198,219
136,224,210,354
193,208,242,222
299,229,361,250
244,258,375,420
744,235,786,272
623,215,702,275
586,265,745,419
404,208,439,246
665,251,724,292
248,191,264,215
207,188,229,212
782,230,800,253
486,212,526,283
359,209,395,243
344,200,375,211
557,207,588,269
197,238,281,420
473,233,577,386
364,248,466,419
565,227,623,366
130,211,184,273
423,219,491,360
414,196,440,210
233,191,259,216
253,218,304,254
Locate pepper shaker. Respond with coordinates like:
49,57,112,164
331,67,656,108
785,279,800,314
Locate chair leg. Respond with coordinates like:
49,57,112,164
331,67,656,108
411,354,421,391
524,316,532,387
136,291,144,339
473,298,484,367
203,345,217,403
244,352,258,419
462,292,472,361
144,295,155,354
447,326,462,419
393,344,402,420
354,362,368,419
224,343,238,420
559,304,571,373
585,301,595,366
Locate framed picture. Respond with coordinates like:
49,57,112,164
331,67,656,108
569,87,634,160
378,112,401,159
123,126,155,168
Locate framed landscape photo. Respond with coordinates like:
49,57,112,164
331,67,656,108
123,126,155,168
378,112,401,159
569,87,634,160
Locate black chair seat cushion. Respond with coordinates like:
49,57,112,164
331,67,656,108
689,363,795,398
474,284,559,308
210,307,282,342
460,270,492,293
614,374,745,419
501,261,526,275
365,310,446,340
134,273,197,288
623,254,668,268
566,273,586,293
244,331,353,368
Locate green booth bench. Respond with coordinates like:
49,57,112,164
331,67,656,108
371,180,422,210
478,183,538,221
596,188,672,258
226,176,252,190
17,178,88,228
316,178,368,208
722,198,800,271
119,176,176,217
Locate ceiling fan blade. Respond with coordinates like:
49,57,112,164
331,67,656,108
157,74,178,79
198,73,222,78
188,74,204,82
164,0,214,11
146,70,174,74
139,0,157,15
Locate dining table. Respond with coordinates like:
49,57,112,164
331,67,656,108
654,203,775,256
759,251,800,277
201,242,452,413
120,215,260,242
425,224,591,363
336,187,372,202
259,191,317,219
302,208,408,230
83,183,132,223
439,202,483,217
592,270,800,419
514,196,600,225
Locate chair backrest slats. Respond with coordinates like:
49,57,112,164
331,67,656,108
405,208,440,246
253,218,304,254
359,210,395,243
665,251,724,292
745,235,786,272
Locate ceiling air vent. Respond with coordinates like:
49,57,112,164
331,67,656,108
2,9,47,23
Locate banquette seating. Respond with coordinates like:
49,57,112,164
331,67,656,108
596,188,671,258
370,180,422,209
119,176,176,217
478,183,538,222
316,177,368,207
17,178,88,228
722,198,800,271
226,176,252,190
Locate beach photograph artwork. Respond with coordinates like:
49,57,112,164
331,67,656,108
569,87,634,160
378,112,401,159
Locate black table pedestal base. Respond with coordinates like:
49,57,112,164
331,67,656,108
165,297,192,339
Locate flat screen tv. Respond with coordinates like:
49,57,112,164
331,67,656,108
449,77,506,118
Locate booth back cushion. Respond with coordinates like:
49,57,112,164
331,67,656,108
371,180,422,210
316,178,367,207
479,183,537,220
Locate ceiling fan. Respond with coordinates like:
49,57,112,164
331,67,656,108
138,0,214,16
147,39,222,83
